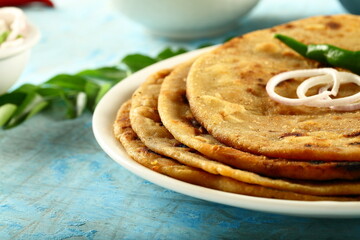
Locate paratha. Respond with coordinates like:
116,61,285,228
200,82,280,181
128,68,360,196
186,14,360,161
158,60,360,180
114,100,355,201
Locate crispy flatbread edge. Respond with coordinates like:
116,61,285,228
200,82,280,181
114,100,359,201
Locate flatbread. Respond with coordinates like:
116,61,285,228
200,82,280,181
128,68,360,196
186,14,360,161
114,100,357,201
158,60,360,180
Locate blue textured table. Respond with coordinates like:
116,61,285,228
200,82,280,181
2,0,360,239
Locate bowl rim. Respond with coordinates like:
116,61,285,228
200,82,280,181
0,22,40,60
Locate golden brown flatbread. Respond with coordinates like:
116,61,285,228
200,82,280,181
158,60,360,180
114,100,357,201
186,14,360,161
128,68,360,196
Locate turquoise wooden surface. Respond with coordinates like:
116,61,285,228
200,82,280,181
2,0,360,239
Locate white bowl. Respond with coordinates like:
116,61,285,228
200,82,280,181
112,0,260,39
0,23,40,94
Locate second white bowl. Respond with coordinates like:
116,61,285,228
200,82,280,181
113,0,260,39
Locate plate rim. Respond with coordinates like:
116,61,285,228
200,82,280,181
92,46,360,218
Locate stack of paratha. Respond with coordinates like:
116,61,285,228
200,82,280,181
113,14,360,201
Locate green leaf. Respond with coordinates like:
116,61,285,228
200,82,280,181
0,92,26,106
156,47,187,61
84,81,100,110
44,74,87,91
94,83,112,106
12,92,39,118
12,84,39,93
26,101,49,120
58,92,77,119
0,104,17,127
77,67,127,82
121,54,157,73
6,93,45,128
36,87,64,98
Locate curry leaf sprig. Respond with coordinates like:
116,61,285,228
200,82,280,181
0,47,188,129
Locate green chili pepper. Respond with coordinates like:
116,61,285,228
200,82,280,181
274,34,360,75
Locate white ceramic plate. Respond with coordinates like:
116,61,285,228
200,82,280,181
92,47,360,218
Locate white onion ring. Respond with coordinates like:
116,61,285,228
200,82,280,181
266,68,360,111
304,75,360,111
297,72,360,107
266,68,338,106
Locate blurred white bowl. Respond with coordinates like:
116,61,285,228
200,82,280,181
0,23,40,94
112,0,260,39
